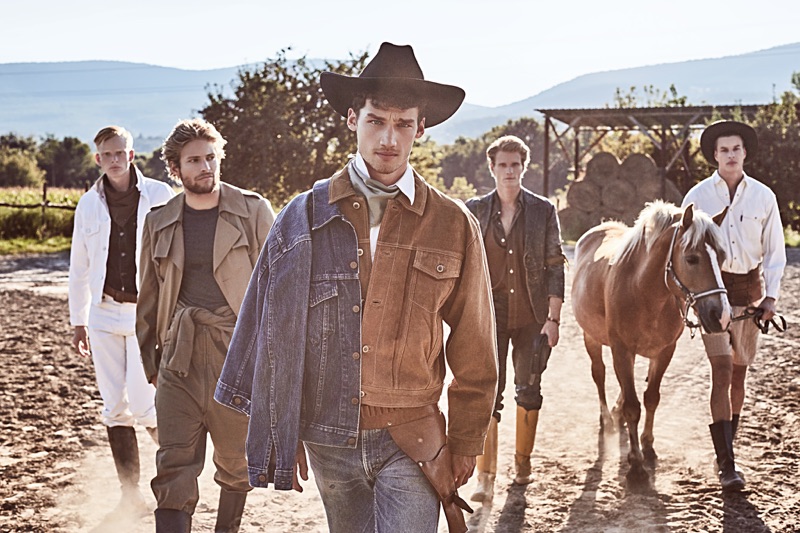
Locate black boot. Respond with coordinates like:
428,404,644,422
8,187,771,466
730,414,746,480
215,488,248,532
154,508,192,532
709,421,745,492
107,426,149,515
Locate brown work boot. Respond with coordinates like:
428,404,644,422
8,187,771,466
470,417,498,502
514,406,539,485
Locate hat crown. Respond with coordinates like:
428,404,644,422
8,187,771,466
360,43,424,80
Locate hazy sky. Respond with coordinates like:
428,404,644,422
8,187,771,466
3,0,798,107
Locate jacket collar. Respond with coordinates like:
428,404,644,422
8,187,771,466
149,181,248,232
91,165,146,198
326,162,427,219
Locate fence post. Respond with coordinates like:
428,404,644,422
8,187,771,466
41,182,48,236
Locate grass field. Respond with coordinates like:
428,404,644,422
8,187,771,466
0,187,81,253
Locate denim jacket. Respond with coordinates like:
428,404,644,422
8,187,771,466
216,172,498,491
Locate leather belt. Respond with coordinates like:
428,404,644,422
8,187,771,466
104,287,138,304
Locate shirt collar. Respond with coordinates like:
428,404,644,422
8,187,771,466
354,152,415,206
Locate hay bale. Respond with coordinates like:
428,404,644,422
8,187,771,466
635,177,683,207
663,179,683,205
620,153,658,187
584,152,620,184
558,207,600,242
566,180,601,213
600,179,637,214
636,177,665,205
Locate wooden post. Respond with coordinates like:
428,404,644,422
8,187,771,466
41,182,48,235
543,117,551,197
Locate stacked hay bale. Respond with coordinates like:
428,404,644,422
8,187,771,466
559,152,683,241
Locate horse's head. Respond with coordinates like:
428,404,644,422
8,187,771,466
668,203,732,333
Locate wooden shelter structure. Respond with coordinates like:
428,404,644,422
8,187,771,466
537,105,762,196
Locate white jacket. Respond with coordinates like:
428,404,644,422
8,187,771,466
69,167,175,326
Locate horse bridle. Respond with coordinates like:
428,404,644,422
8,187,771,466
663,224,728,336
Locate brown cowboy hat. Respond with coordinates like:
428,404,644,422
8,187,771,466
700,120,758,165
320,42,465,128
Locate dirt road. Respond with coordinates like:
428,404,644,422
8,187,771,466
1,249,799,532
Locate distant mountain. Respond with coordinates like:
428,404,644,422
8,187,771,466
1,42,798,147
433,42,800,143
0,61,241,149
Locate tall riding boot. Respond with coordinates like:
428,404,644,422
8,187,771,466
709,421,745,492
514,406,540,485
215,488,248,532
107,426,150,516
470,417,498,502
154,508,192,532
730,414,745,480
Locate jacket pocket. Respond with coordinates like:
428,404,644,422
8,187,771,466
740,214,762,244
304,280,339,418
409,250,462,313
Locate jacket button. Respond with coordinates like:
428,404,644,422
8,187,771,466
233,397,242,406
258,474,267,483
348,437,357,445
357,248,364,256
352,352,360,360
353,202,361,209
436,264,444,273
362,345,369,353
350,261,358,269
351,397,359,405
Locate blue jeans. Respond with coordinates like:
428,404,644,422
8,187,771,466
306,429,439,533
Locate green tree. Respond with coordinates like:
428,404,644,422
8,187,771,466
37,136,96,188
440,117,555,196
201,49,369,205
0,147,45,187
0,133,38,152
134,147,172,184
746,81,800,229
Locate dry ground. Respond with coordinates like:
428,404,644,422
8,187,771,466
1,249,799,532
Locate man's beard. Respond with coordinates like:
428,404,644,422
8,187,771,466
183,174,218,195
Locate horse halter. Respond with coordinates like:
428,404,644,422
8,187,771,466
663,224,728,336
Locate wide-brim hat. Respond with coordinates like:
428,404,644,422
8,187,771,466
320,42,465,128
700,120,758,165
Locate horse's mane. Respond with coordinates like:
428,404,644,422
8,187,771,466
611,200,725,264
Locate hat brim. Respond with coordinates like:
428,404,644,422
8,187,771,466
320,72,465,128
700,121,758,165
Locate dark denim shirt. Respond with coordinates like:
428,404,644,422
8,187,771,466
215,179,363,490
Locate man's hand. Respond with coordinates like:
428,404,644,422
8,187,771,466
72,326,91,357
759,297,778,322
542,319,560,347
451,453,476,488
293,441,309,492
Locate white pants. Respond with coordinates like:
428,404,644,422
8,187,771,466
88,295,156,427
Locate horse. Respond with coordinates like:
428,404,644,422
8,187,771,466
571,200,731,485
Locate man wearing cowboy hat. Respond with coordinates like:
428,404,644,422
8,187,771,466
683,120,786,492
215,43,498,532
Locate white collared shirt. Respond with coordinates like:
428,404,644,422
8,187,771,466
682,170,786,299
354,153,416,259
